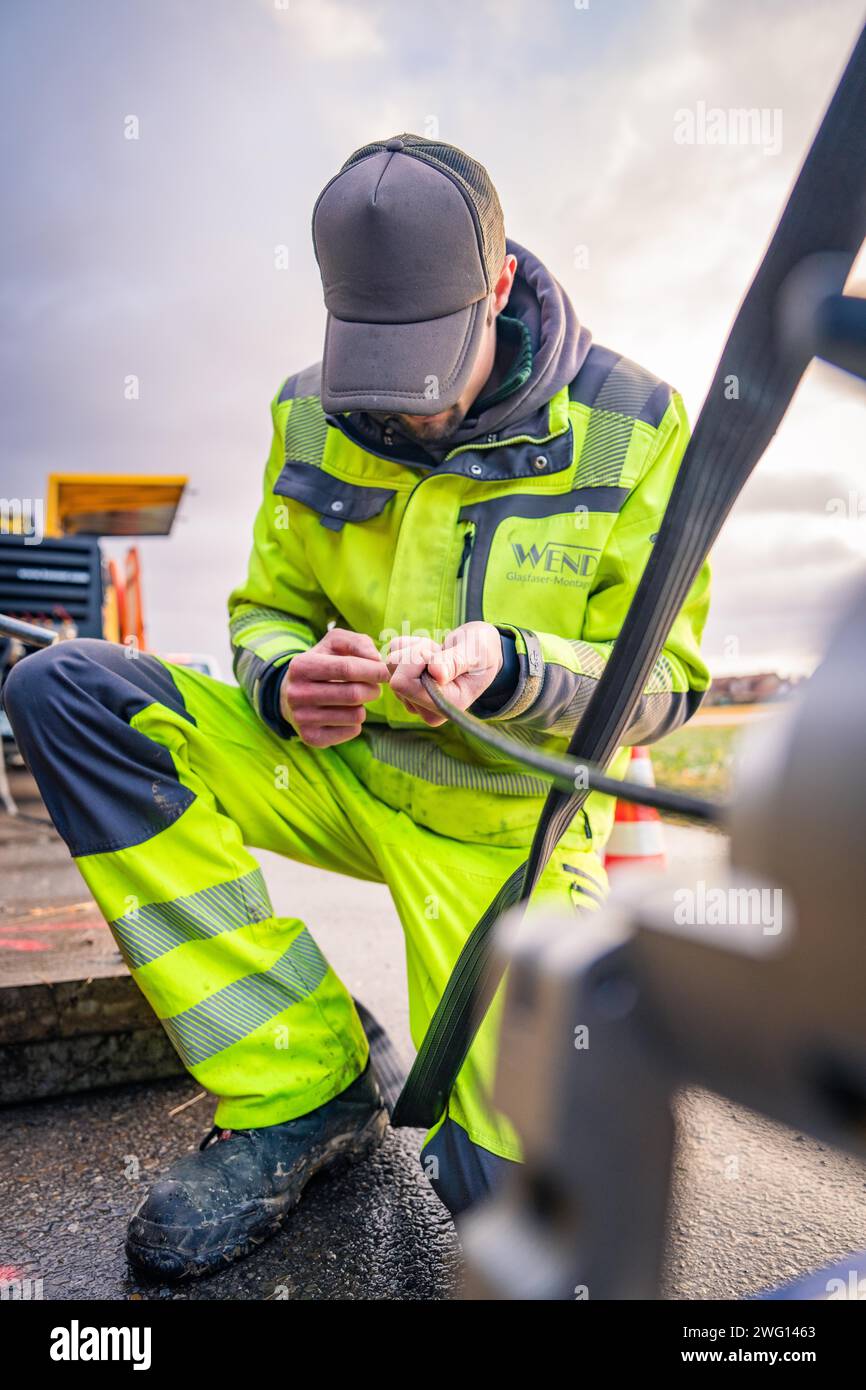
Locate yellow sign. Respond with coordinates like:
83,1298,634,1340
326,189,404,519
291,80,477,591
46,474,187,537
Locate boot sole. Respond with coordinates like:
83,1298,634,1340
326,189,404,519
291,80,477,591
125,1106,388,1283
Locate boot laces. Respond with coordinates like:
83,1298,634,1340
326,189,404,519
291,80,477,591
198,1124,235,1151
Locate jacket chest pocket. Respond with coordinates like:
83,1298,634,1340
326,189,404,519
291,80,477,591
273,460,397,530
458,493,623,636
273,461,400,636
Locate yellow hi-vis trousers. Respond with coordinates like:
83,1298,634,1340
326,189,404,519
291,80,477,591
3,638,608,1173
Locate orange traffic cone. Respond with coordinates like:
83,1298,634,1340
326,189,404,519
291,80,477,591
603,746,666,875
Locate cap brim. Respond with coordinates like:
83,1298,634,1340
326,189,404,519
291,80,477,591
320,297,487,416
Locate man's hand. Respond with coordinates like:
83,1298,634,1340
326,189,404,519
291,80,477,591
386,621,503,727
280,628,390,747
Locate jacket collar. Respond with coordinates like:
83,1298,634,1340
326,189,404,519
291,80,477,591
326,384,572,476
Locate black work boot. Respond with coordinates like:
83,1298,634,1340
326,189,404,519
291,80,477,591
126,1065,387,1281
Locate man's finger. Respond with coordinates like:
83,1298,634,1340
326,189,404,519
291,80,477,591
323,629,384,660
303,653,390,684
426,647,469,686
389,661,435,697
288,680,381,706
295,704,367,728
386,652,427,681
301,723,364,748
386,636,440,679
386,634,438,653
390,669,446,716
402,699,446,727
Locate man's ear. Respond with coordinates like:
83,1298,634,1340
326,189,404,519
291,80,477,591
492,253,518,315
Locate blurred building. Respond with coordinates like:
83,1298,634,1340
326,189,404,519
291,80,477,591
706,672,807,705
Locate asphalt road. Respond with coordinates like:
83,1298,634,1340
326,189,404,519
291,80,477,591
2,828,866,1300
1,1080,460,1301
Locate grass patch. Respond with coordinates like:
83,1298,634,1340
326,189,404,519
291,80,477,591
650,723,739,800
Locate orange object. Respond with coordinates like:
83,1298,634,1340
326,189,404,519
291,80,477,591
102,557,126,644
123,546,146,650
603,746,666,875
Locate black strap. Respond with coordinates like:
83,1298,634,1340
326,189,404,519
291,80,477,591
391,20,866,1130
352,998,406,1116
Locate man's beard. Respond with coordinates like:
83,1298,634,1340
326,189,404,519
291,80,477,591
373,403,467,446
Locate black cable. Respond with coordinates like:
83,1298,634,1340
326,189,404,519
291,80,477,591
419,672,725,825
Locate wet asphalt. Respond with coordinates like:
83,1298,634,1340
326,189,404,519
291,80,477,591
2,1077,459,1301
3,832,866,1300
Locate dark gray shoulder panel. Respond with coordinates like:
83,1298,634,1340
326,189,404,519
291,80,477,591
570,345,673,427
277,361,323,404
638,379,676,429
568,344,621,407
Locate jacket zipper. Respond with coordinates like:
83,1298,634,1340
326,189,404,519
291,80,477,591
455,523,476,627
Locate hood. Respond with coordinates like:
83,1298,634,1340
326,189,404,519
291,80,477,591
334,239,591,465
460,238,591,440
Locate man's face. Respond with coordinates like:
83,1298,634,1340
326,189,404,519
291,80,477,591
371,402,467,446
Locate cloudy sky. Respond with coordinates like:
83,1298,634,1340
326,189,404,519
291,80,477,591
2,0,865,677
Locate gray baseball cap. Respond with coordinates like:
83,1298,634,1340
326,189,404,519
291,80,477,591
312,134,506,416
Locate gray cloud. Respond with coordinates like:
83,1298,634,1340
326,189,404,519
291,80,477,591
2,0,865,678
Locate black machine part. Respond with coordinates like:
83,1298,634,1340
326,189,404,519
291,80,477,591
0,534,103,640
461,575,866,1300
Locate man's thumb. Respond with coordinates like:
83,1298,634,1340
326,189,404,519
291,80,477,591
428,647,460,685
